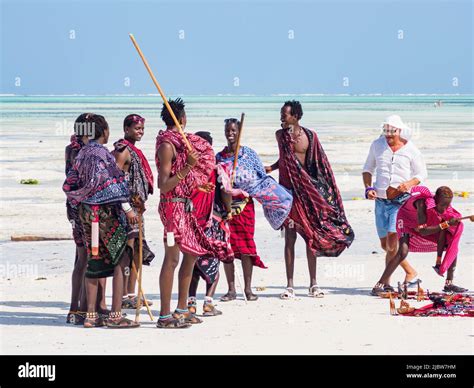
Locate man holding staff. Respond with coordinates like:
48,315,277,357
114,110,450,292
155,99,233,328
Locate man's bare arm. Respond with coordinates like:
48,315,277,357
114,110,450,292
114,148,130,172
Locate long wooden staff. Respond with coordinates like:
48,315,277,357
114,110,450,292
131,259,154,322
135,215,154,322
129,33,191,151
229,112,248,303
231,113,245,186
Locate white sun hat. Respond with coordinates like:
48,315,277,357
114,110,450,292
381,114,413,140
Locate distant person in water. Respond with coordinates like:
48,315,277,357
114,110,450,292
266,100,354,300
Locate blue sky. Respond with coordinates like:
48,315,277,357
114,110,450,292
1,0,472,95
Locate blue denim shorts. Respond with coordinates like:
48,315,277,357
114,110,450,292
374,198,403,238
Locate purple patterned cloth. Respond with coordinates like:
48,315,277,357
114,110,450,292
63,141,129,205
216,146,293,230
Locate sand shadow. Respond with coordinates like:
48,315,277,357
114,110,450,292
0,301,70,310
0,310,66,327
261,285,372,297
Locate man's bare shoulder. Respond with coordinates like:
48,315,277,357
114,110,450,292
157,141,175,160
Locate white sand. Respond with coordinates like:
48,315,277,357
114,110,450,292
1,97,473,354
1,176,473,355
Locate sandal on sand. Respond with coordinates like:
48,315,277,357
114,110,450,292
156,315,191,329
67,311,86,325
220,292,237,302
308,285,324,298
403,278,422,288
370,283,385,296
443,283,468,293
202,303,222,316
83,312,106,328
106,312,140,329
280,287,295,300
245,293,259,301
174,310,203,324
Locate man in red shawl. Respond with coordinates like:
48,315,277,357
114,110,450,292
155,98,232,329
266,100,354,299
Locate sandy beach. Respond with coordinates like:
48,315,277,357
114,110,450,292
0,96,473,355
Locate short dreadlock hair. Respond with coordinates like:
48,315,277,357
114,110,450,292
161,98,185,127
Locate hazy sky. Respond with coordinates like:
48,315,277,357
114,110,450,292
1,0,472,95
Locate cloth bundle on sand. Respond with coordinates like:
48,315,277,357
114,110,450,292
398,294,473,317
397,186,463,276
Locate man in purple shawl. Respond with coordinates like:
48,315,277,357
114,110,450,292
63,114,139,329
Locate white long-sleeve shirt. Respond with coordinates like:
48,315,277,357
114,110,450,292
362,136,427,199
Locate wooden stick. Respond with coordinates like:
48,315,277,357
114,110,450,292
459,215,474,221
231,113,245,186
135,215,151,322
11,235,73,242
131,259,154,322
129,33,191,151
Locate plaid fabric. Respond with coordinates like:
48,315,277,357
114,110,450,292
229,197,266,268
278,127,354,257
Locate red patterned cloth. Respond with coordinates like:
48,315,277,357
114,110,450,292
400,294,473,317
277,127,354,257
155,129,232,260
229,195,266,268
396,186,464,275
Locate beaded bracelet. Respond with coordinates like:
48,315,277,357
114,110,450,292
365,186,376,199
439,221,450,230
